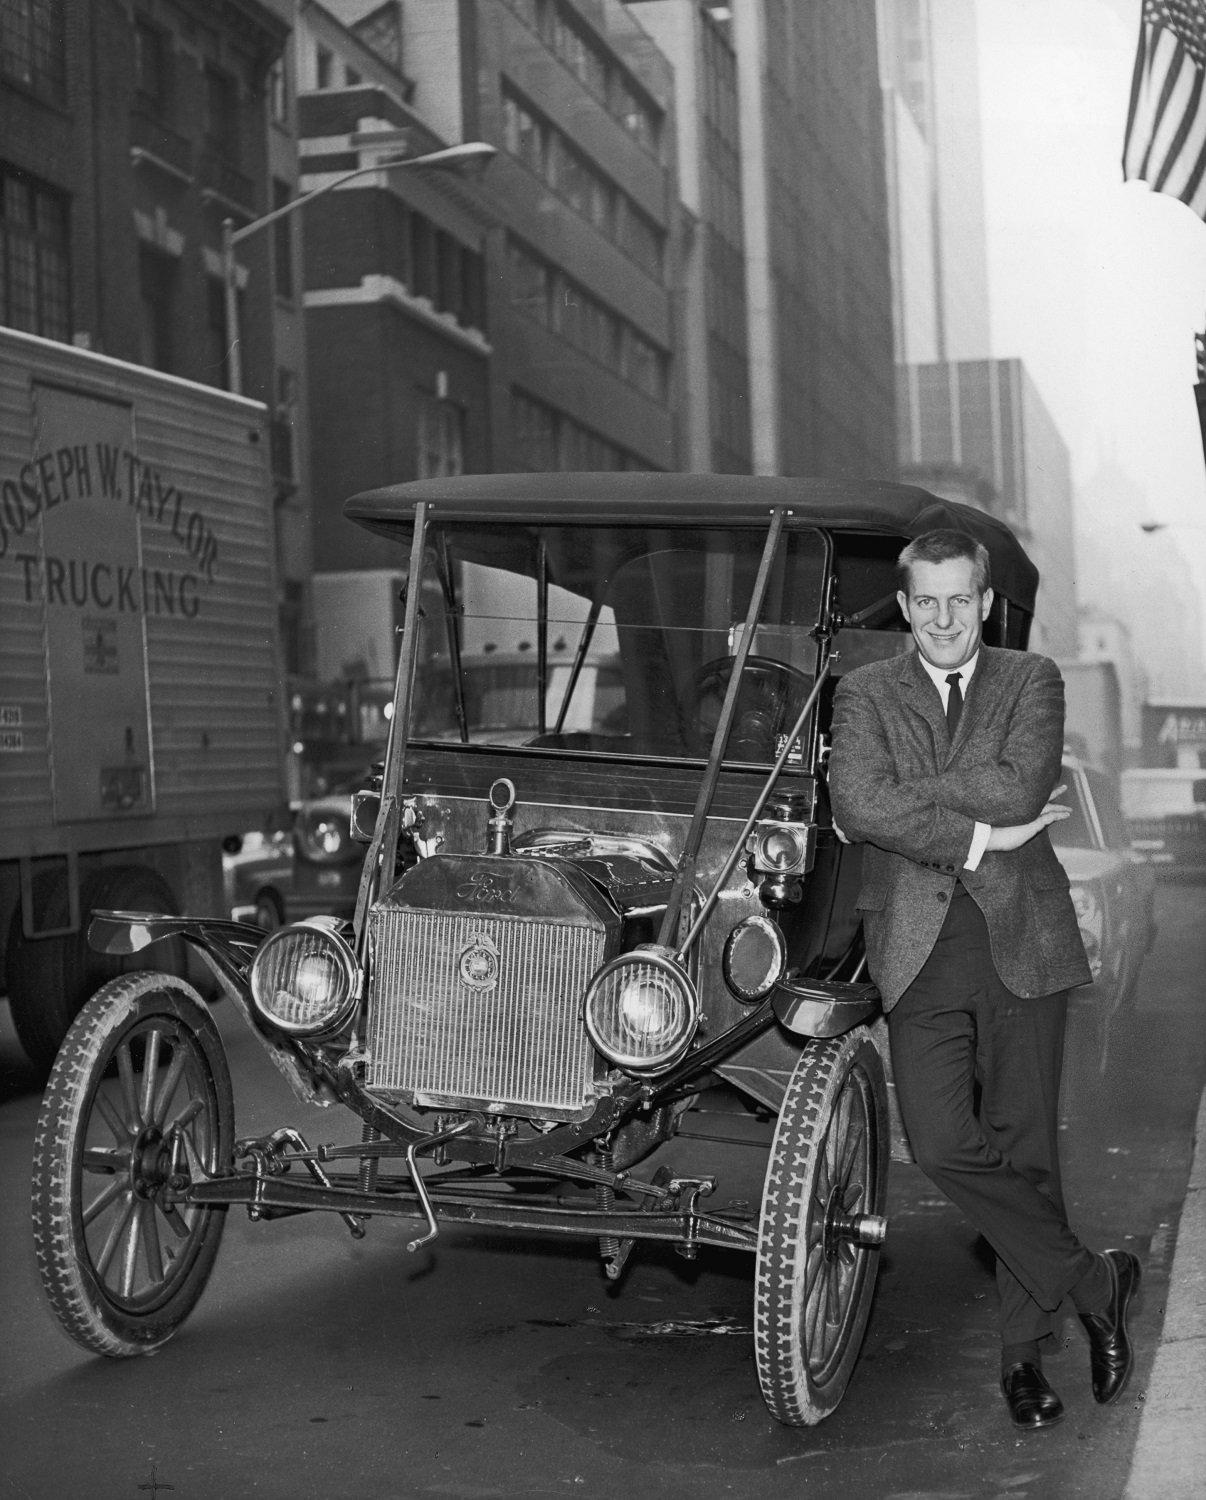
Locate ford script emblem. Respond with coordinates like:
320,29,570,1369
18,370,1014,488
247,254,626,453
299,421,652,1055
458,934,500,992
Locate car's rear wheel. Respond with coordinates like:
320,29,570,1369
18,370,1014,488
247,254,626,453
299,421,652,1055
31,972,233,1358
754,1029,888,1424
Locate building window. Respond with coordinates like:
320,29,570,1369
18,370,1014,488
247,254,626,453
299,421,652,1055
134,19,169,115
409,213,434,301
508,239,551,325
416,392,464,479
502,87,664,278
204,66,239,161
623,329,667,401
272,178,294,300
460,246,486,333
0,163,70,340
0,0,66,105
510,388,637,472
139,246,176,372
268,55,288,125
315,44,333,89
503,0,662,155
508,236,665,399
502,94,546,176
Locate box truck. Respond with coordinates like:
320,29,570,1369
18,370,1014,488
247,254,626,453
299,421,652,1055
0,327,287,1070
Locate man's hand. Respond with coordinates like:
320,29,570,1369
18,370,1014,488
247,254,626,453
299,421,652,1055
985,796,1070,853
833,819,850,845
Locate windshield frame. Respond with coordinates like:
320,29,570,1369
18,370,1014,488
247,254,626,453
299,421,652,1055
402,516,833,772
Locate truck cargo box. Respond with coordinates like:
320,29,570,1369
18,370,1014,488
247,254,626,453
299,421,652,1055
0,326,287,1069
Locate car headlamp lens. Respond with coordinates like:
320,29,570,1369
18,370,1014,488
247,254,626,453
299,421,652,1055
295,805,356,864
249,916,359,1035
583,945,698,1072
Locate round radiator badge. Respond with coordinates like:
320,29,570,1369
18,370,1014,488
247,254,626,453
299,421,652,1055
459,933,500,991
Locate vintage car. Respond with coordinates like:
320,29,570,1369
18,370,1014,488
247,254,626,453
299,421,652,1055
1052,753,1157,1014
223,774,371,931
30,474,1042,1427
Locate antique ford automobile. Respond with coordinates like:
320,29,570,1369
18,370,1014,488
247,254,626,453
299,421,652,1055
31,474,1038,1426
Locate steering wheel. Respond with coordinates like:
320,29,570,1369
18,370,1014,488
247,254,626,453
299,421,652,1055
686,655,812,760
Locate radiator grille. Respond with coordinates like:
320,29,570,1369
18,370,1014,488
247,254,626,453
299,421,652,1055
366,907,606,1115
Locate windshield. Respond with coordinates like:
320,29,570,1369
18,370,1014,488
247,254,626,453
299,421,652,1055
408,523,828,764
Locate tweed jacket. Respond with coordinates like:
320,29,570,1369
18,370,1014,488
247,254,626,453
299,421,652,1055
827,644,1092,1009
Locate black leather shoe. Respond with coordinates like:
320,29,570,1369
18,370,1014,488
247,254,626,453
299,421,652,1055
1080,1248,1142,1404
1001,1363,1065,1429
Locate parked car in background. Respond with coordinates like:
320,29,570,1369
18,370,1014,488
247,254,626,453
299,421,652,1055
223,772,372,930
1051,754,1157,1013
1122,767,1206,878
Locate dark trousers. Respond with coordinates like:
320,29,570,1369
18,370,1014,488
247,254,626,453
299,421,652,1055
888,886,1096,1346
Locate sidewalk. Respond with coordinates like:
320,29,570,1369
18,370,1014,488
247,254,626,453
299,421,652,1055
1124,1079,1206,1500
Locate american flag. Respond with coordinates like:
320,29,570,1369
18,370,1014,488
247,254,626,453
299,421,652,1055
1122,0,1206,218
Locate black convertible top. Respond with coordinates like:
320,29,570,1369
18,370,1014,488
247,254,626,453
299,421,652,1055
346,472,1039,612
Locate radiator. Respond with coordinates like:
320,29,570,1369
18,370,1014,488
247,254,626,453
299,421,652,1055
365,906,607,1117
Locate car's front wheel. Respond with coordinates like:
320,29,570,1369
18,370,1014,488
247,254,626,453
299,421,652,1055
31,972,233,1358
754,1028,888,1424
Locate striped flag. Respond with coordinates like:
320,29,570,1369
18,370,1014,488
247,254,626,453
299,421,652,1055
1122,0,1206,218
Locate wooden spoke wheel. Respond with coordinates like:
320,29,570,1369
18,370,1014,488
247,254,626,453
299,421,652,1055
31,973,233,1358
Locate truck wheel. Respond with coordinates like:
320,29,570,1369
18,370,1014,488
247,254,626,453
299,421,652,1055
30,972,232,1358
754,1030,888,1424
6,865,187,1075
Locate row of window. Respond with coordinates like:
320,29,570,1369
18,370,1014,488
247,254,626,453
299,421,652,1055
0,164,70,342
504,0,662,156
511,387,644,473
348,197,487,335
502,88,664,281
508,237,666,402
135,18,245,166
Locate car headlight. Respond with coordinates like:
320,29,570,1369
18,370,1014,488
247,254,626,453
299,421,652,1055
583,945,698,1072
295,803,358,865
249,916,360,1035
1070,884,1104,981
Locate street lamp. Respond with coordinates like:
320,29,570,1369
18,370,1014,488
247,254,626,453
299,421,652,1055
221,141,496,396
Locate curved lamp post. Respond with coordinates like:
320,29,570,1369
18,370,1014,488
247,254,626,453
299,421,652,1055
222,141,497,396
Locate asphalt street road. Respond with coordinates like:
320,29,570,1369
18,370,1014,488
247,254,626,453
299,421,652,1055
1,883,1203,1500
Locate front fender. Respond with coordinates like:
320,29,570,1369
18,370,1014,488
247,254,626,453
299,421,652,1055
88,909,339,1109
90,909,262,968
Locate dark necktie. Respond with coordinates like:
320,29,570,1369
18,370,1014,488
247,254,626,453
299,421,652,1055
945,672,963,739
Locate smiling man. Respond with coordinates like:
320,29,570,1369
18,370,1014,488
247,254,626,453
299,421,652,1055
828,528,1140,1431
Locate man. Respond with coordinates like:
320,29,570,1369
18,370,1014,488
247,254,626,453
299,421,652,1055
827,528,1139,1431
